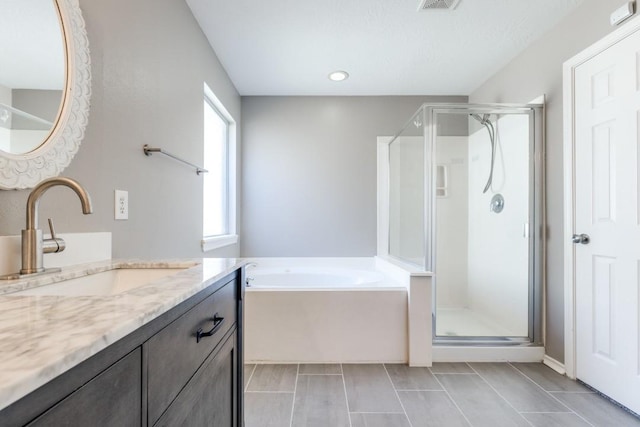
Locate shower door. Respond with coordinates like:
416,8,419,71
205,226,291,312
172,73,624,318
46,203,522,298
427,105,543,343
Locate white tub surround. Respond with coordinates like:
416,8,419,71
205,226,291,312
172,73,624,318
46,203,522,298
244,257,433,366
246,289,407,363
0,258,245,411
376,256,433,367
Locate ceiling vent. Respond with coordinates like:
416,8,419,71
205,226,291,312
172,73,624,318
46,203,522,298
418,0,461,11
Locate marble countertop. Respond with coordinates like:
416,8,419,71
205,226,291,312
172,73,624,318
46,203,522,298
0,258,245,411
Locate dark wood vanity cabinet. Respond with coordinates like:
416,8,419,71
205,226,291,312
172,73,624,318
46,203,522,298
0,270,244,427
26,348,142,427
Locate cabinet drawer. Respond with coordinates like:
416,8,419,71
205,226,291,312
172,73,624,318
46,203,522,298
146,278,236,425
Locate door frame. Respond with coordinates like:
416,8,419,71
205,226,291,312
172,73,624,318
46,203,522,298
562,16,640,380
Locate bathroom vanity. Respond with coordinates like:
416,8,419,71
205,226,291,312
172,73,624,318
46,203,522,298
0,259,245,427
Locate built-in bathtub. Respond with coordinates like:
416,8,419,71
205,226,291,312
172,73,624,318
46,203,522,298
244,257,432,365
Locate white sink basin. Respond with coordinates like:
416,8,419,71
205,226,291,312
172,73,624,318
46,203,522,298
12,268,187,296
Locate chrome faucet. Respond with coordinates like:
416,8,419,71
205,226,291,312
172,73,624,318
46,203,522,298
244,262,257,287
20,177,93,275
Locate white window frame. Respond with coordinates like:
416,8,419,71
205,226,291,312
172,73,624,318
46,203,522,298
201,83,237,252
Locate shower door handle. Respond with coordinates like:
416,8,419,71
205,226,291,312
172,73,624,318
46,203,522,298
572,233,590,245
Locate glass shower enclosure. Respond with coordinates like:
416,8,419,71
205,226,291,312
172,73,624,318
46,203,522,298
385,103,544,344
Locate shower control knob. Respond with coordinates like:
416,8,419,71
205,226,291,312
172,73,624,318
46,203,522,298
572,233,590,245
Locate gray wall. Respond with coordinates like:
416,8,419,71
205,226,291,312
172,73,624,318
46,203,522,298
0,0,241,258
470,0,622,362
241,96,466,257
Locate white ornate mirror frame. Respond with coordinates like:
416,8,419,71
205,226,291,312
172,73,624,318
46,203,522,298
0,0,91,190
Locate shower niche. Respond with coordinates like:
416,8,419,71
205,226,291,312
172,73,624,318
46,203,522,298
378,103,544,345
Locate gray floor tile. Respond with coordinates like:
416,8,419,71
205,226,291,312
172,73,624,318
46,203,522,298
242,363,640,427
244,392,294,427
385,364,442,391
522,412,592,427
511,363,588,392
350,413,411,427
552,392,640,427
398,391,469,427
244,364,256,390
430,362,473,374
469,363,567,412
342,364,403,412
291,375,350,427
299,363,342,375
246,364,298,392
436,373,530,427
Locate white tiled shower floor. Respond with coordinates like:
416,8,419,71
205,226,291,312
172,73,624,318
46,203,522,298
435,307,525,337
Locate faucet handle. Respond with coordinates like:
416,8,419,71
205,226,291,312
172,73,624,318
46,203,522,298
47,218,57,239
43,218,66,254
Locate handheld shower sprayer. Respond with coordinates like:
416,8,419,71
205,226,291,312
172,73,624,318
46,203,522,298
470,113,496,193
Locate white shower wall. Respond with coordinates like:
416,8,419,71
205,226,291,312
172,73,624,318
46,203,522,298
466,114,530,336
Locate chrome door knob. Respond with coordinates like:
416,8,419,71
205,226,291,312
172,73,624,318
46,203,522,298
572,233,590,244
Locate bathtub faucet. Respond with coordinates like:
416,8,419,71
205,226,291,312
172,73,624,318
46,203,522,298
244,262,257,287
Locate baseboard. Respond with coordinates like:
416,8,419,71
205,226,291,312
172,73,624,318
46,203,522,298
543,355,566,375
432,346,545,363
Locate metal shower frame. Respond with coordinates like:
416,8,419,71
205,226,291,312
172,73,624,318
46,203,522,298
387,102,545,346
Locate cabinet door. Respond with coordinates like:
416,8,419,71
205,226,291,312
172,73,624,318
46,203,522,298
155,331,237,427
146,279,236,425
27,348,141,427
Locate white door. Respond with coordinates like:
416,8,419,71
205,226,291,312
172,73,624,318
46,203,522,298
574,28,640,414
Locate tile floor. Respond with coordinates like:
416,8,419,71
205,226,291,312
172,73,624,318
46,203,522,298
243,362,640,427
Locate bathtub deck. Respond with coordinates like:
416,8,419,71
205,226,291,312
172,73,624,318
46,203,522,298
243,362,640,427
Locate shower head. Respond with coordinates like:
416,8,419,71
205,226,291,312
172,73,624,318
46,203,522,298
470,113,491,125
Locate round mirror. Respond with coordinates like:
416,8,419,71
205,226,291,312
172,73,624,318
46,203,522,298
0,0,90,190
0,0,65,155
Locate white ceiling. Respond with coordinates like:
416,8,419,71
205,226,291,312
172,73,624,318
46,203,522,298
0,0,65,91
186,0,584,96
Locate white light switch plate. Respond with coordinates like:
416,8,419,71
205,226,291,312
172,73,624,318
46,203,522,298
115,190,128,220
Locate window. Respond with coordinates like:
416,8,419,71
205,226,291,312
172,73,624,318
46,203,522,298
202,84,237,251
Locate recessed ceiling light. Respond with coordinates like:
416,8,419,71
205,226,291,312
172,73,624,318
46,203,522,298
328,71,349,82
